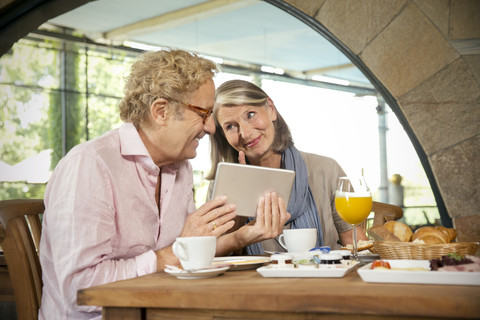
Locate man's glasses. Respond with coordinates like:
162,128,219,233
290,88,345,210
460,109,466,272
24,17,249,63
169,98,213,124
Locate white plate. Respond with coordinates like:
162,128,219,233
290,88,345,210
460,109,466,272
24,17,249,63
164,266,230,279
358,260,480,286
212,256,271,270
256,262,358,278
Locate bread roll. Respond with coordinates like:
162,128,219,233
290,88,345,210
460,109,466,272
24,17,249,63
368,225,401,242
412,226,448,244
435,226,457,243
383,221,413,242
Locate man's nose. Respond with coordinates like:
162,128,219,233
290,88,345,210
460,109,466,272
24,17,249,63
204,115,216,134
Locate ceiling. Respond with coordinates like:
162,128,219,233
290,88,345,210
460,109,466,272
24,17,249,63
43,0,373,91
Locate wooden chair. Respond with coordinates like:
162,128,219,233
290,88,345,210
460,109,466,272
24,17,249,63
369,201,403,228
0,199,44,320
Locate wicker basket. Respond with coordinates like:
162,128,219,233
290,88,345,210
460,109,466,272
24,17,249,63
372,241,480,260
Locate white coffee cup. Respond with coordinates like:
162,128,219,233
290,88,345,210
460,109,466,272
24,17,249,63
278,228,317,252
172,236,216,270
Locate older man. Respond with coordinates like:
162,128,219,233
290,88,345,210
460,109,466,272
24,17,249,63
38,49,239,319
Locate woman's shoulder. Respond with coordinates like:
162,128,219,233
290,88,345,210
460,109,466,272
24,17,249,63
299,150,341,168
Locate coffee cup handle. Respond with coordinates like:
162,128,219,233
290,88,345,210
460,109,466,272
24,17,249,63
278,234,287,251
172,241,188,261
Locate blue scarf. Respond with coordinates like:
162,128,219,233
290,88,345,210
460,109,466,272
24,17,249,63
245,146,323,255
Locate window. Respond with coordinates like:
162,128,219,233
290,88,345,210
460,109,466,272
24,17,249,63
0,2,440,227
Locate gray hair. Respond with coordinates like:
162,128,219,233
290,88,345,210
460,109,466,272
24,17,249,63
207,80,293,180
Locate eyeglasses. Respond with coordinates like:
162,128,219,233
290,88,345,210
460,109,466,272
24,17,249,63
169,98,213,124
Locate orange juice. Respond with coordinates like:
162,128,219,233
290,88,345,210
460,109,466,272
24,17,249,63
335,193,372,225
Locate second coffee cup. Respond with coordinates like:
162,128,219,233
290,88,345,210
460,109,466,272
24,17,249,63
278,228,317,252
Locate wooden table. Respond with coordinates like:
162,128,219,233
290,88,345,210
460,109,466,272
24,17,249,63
77,267,480,320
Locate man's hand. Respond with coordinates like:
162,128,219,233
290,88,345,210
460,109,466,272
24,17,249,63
180,195,236,237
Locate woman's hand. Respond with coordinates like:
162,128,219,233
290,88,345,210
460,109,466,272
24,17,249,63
180,195,236,238
240,192,290,244
233,151,291,243
238,151,247,164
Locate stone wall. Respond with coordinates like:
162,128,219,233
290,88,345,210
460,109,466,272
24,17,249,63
284,0,480,242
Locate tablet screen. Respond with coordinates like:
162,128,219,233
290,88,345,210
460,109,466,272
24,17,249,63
211,162,295,217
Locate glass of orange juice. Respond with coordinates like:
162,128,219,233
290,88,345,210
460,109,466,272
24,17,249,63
335,176,372,260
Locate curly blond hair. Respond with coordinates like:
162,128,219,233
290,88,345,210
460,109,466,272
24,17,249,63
119,49,218,125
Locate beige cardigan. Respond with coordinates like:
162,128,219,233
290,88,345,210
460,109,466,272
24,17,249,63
299,151,352,249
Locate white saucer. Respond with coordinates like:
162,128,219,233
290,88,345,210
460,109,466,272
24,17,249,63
164,266,230,279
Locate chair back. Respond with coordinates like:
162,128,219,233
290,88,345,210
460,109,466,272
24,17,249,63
370,201,403,227
0,199,44,320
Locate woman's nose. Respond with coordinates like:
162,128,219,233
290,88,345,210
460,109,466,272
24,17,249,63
238,123,251,140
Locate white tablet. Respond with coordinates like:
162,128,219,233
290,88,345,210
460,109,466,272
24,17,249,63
211,162,295,217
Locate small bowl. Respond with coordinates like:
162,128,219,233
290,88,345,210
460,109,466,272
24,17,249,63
330,250,352,260
318,253,342,265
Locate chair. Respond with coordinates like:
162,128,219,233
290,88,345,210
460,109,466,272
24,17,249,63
370,201,403,227
0,199,44,320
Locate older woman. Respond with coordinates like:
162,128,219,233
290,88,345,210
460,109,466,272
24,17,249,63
208,79,368,254
39,51,287,320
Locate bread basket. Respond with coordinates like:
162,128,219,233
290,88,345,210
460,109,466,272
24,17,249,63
372,241,479,260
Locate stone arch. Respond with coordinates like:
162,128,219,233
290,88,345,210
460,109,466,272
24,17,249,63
277,0,479,241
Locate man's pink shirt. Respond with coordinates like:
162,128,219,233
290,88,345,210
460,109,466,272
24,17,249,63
39,122,196,319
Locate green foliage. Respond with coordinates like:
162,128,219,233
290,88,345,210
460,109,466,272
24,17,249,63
0,38,133,200
86,51,132,96
0,182,46,200
83,51,133,138
87,95,123,138
48,44,85,169
0,43,53,166
48,89,63,168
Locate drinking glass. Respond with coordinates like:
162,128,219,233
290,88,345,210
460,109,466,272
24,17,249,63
335,176,372,260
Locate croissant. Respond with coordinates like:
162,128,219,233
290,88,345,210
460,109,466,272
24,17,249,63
436,226,458,243
412,226,449,244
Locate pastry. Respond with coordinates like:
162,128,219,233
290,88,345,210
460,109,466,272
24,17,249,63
412,226,448,244
368,225,401,242
435,226,457,243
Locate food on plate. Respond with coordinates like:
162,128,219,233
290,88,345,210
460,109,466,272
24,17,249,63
383,221,413,242
368,225,401,242
412,226,449,244
371,260,391,270
227,259,269,264
370,260,429,271
430,253,480,272
270,253,293,265
341,240,374,252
